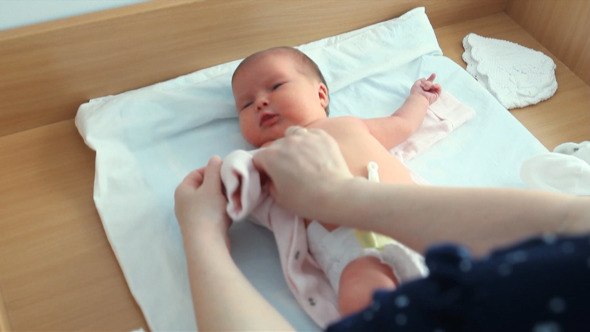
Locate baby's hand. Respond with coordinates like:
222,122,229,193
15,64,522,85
411,73,441,105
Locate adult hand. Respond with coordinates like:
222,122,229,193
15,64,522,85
176,156,294,331
252,126,354,219
174,156,231,246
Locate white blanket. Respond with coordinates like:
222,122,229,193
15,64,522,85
75,7,547,331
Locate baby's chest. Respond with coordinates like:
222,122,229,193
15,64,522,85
312,119,411,182
342,146,411,182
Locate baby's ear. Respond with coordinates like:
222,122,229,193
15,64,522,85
318,83,329,108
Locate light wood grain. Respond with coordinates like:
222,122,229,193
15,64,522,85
436,12,590,149
0,0,507,137
0,120,147,330
506,0,590,86
0,289,10,332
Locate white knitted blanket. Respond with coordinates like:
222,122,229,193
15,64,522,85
462,33,557,109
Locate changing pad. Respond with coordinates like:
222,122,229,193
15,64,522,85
75,7,547,331
462,33,557,109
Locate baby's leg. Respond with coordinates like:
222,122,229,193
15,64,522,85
338,255,398,316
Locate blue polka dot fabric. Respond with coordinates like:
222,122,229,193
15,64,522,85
327,233,590,332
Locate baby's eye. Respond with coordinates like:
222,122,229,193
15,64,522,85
272,83,283,90
240,101,252,111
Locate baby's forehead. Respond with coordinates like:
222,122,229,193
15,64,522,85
233,50,301,82
247,49,297,69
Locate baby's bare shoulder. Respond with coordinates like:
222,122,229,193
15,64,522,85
308,116,373,142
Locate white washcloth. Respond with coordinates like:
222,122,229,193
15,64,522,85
462,33,557,109
521,141,590,196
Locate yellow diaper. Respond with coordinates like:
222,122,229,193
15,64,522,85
356,161,398,250
354,230,397,250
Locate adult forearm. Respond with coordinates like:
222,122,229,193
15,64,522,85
252,126,589,256
318,179,585,255
183,233,294,331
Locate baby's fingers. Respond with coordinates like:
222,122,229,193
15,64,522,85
429,81,442,94
420,80,434,91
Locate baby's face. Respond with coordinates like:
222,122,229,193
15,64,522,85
232,51,328,147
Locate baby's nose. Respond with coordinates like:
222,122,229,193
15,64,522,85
256,99,269,110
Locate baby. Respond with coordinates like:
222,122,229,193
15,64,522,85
231,46,441,316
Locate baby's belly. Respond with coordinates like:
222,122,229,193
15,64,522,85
343,147,415,184
366,157,415,184
306,149,413,231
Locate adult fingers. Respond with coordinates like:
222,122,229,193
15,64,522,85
176,168,205,197
201,156,223,188
285,125,308,136
174,168,204,209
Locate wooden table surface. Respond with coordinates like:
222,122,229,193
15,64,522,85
0,11,588,331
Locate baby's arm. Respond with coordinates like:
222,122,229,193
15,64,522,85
364,74,441,149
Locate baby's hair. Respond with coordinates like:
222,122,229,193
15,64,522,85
232,46,330,115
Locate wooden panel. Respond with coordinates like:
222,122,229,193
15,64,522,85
0,0,507,137
0,120,148,330
436,12,590,149
0,291,9,332
506,0,590,86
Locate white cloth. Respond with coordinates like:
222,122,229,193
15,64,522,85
521,141,590,196
462,33,557,109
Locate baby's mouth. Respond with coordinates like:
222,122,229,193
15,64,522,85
259,113,279,128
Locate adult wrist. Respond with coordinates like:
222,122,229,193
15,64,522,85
313,177,368,225
181,223,226,248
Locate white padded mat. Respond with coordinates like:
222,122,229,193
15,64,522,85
75,7,547,331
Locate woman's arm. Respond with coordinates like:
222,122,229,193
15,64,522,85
182,231,293,331
320,179,582,255
253,127,590,256
175,157,294,331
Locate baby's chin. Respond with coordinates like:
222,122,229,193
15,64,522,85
245,138,272,148
247,125,288,147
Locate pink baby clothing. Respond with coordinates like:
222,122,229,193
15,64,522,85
222,149,341,326
391,91,476,162
220,91,475,328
